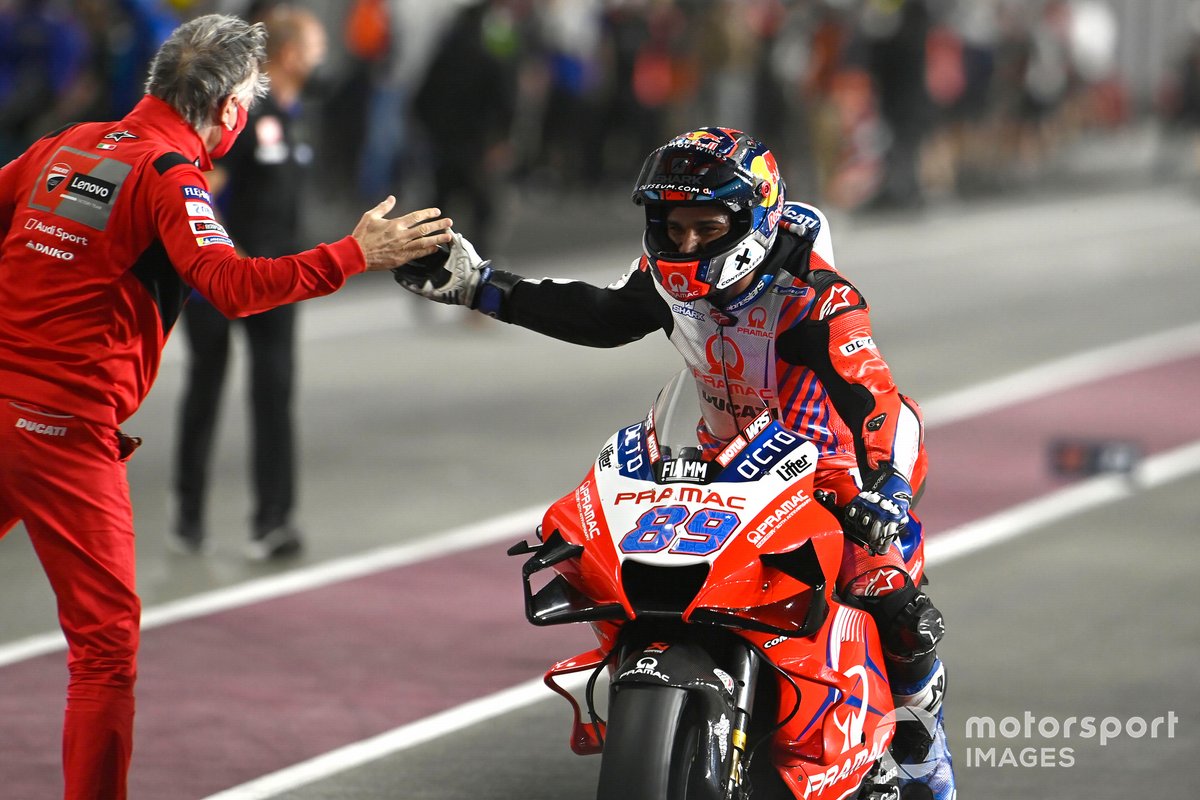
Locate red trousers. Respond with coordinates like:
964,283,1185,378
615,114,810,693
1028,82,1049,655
0,398,140,800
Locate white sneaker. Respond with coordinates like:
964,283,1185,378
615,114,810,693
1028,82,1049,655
244,525,304,561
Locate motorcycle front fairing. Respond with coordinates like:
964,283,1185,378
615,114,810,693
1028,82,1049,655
523,384,845,640
512,372,898,797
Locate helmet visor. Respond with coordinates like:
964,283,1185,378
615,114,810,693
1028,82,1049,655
634,148,759,209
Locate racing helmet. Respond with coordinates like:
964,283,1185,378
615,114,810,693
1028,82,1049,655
632,127,785,304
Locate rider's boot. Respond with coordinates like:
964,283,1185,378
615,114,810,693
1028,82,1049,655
889,657,956,800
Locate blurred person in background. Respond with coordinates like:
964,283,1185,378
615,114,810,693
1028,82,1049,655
0,0,91,163
352,0,464,202
1159,1,1200,176
413,0,518,256
172,3,329,561
863,0,936,209
693,0,757,130
0,14,451,797
397,126,956,799
526,0,604,189
586,0,660,184
70,0,179,123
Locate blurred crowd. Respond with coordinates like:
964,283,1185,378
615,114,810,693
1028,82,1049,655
7,0,1200,248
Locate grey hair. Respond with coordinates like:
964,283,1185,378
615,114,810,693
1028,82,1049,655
145,14,271,131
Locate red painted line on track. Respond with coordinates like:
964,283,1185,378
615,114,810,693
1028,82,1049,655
918,353,1200,532
1,355,1196,798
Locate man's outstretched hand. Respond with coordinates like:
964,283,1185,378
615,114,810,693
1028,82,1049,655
352,197,453,272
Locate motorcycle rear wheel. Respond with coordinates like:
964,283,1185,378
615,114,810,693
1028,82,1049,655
596,685,724,800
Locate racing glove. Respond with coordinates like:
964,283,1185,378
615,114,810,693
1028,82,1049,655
393,231,491,307
844,465,913,556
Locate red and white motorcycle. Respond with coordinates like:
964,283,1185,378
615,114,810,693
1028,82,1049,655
509,371,924,800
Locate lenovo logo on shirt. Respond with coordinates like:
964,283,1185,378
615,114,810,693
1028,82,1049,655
67,174,117,204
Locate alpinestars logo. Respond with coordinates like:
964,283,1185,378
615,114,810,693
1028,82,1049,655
818,284,859,318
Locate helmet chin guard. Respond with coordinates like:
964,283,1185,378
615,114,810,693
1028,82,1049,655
633,127,785,304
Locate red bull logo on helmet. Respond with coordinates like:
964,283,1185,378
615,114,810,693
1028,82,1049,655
671,128,737,155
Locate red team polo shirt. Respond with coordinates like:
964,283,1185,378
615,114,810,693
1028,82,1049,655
0,95,366,427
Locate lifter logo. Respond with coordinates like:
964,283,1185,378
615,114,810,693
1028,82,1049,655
16,418,68,437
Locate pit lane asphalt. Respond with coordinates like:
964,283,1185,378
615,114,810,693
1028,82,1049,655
270,471,1198,800
1,179,1198,798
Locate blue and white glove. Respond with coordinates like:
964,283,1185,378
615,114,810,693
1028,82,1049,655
395,231,492,307
845,466,913,556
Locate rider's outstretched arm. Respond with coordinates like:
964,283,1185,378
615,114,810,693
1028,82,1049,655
395,233,670,347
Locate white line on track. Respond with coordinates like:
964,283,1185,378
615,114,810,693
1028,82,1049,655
0,505,543,669
201,436,1200,800
9,321,1200,669
201,673,591,800
3,324,1200,796
918,320,1200,426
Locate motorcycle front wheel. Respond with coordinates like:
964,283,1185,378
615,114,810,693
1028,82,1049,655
596,685,725,800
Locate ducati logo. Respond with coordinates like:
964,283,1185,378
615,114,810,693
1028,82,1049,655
46,162,70,192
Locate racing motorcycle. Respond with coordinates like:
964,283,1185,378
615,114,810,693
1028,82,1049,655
508,371,928,800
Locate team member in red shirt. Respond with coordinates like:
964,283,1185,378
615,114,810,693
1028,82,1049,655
0,14,450,799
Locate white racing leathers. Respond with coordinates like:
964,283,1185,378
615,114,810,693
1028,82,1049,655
498,208,924,487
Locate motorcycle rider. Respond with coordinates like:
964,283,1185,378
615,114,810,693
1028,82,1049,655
398,127,954,799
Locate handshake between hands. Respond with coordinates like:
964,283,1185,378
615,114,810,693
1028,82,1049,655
350,197,455,273
391,230,492,309
348,198,491,307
